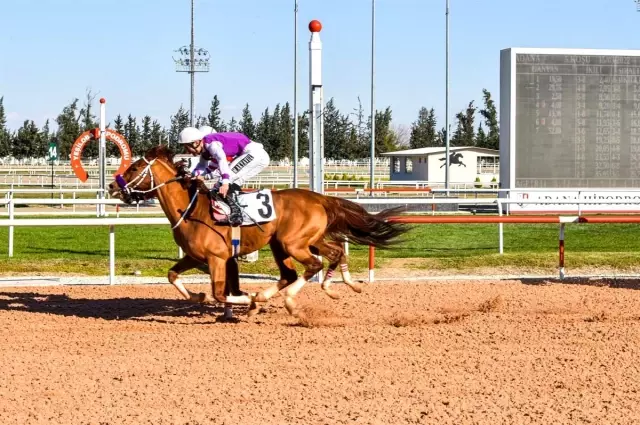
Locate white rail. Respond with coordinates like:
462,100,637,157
2,196,640,285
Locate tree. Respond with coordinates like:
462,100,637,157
347,96,369,159
169,105,190,146
475,123,487,148
12,120,41,159
228,116,239,132
393,124,410,148
150,120,165,147
409,107,438,148
270,103,281,156
37,119,52,159
139,115,153,153
80,90,98,158
195,115,208,128
275,102,293,160
207,95,223,131
239,103,256,140
255,107,272,155
451,101,476,146
323,98,349,160
437,126,447,146
108,114,126,157
374,106,397,155
0,96,11,157
124,114,140,155
296,113,309,160
479,89,499,150
55,98,81,159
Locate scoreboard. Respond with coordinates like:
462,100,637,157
499,48,640,212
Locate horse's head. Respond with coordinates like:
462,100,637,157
108,145,178,205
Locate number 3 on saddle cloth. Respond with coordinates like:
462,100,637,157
210,189,277,226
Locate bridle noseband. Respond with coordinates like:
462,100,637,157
115,157,196,229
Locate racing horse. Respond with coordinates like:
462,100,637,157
108,145,408,316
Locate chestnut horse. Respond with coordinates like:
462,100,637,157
108,146,408,316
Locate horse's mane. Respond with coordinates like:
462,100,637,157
146,145,177,169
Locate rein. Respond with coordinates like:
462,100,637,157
115,157,198,230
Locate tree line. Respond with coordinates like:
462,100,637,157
0,88,499,161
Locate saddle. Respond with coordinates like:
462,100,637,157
208,187,277,227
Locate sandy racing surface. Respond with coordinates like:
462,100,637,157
1,279,640,424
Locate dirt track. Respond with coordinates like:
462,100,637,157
1,279,640,424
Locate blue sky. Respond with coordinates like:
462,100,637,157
1,0,638,133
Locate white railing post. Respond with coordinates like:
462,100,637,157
8,198,14,257
109,224,115,285
498,199,504,255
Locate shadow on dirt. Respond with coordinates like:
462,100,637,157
0,291,251,323
520,277,640,290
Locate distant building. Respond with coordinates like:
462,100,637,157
381,146,499,185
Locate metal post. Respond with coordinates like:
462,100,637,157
309,19,324,282
369,0,376,196
445,0,450,194
308,20,324,194
190,0,195,126
293,0,299,188
50,160,54,200
99,98,106,217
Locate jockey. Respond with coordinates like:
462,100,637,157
177,126,270,226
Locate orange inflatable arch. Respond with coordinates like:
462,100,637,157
70,128,132,183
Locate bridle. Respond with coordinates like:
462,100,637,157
115,157,198,229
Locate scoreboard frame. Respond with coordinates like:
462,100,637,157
499,47,640,193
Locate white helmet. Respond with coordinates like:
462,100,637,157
178,127,204,144
198,125,217,135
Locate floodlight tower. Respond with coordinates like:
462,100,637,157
173,0,210,126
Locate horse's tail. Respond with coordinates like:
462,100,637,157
320,196,409,249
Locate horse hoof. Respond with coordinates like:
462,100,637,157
349,284,363,294
323,288,340,300
247,301,259,317
254,293,268,303
285,297,298,316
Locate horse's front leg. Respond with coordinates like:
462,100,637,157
168,255,214,304
208,256,255,309
222,257,258,319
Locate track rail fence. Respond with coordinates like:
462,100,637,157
3,197,640,284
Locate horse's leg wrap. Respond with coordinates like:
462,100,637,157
340,262,361,293
284,277,308,316
321,268,340,300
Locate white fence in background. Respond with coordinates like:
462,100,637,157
3,195,640,285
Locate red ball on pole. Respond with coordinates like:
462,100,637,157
308,20,322,33
99,98,106,104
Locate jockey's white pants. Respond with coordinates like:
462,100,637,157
228,142,270,186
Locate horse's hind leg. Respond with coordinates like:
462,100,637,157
313,241,362,297
168,255,214,303
282,246,324,316
254,240,298,304
311,242,342,300
335,242,361,294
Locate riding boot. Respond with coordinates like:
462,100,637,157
226,183,243,227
